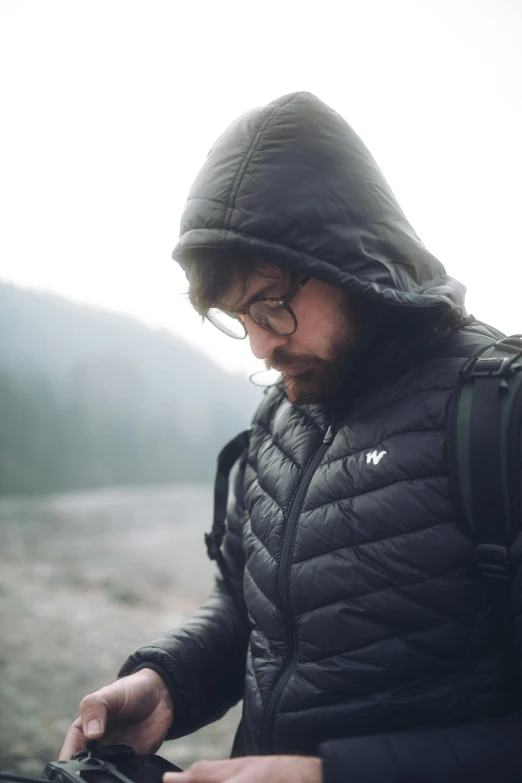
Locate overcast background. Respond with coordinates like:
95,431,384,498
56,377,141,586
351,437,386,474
1,0,521,375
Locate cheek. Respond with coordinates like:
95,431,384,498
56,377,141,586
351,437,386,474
290,321,334,360
311,309,339,341
292,288,349,359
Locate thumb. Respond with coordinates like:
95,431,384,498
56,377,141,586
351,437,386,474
79,691,111,738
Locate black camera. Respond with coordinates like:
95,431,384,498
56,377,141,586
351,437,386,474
0,742,183,783
45,743,182,783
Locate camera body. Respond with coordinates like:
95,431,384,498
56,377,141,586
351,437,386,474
44,744,182,783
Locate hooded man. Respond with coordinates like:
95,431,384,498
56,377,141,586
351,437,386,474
61,93,521,783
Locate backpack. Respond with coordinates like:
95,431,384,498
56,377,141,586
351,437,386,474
447,334,522,582
206,335,522,604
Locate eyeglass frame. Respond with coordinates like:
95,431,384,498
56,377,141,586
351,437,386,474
206,274,311,339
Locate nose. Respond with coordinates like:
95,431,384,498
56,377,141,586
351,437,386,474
245,317,288,361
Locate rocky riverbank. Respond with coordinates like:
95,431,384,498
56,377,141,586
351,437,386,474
0,485,241,774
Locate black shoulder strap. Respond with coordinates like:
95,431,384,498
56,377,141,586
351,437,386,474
205,429,251,614
447,335,522,581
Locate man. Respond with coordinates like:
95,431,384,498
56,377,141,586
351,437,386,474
61,92,521,782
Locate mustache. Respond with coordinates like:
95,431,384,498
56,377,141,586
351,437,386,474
265,349,320,373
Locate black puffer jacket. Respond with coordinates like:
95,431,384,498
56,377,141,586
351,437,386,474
120,93,522,782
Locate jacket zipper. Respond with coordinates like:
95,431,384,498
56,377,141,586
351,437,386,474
260,423,334,753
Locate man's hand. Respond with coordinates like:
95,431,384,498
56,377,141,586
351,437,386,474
163,755,322,783
59,668,174,759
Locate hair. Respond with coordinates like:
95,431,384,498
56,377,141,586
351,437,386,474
185,249,292,317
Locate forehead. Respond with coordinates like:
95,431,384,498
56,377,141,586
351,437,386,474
222,262,290,310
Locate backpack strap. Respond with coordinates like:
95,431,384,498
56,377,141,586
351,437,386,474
205,429,251,614
447,335,522,581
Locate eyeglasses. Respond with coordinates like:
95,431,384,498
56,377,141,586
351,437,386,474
206,275,311,339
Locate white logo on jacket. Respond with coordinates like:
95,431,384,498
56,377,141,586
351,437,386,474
366,449,387,465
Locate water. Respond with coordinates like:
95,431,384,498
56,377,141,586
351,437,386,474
0,484,241,772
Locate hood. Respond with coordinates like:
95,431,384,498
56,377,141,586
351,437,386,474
172,91,465,316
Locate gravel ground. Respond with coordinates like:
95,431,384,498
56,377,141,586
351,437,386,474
0,485,242,775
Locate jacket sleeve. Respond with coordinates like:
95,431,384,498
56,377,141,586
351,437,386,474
118,450,251,739
319,535,522,783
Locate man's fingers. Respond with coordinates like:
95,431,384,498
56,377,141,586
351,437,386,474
163,756,322,783
58,718,84,760
59,687,112,760
163,759,251,783
164,760,223,782
79,691,111,738
60,681,134,761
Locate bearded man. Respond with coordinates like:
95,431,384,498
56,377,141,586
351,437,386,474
61,92,521,783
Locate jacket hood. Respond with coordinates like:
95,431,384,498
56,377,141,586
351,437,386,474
172,91,466,315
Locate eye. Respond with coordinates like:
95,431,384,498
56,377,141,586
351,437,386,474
249,301,294,334
250,305,273,329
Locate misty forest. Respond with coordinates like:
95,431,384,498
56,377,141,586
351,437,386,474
0,283,261,495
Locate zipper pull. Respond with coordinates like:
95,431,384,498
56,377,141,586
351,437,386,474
323,424,334,443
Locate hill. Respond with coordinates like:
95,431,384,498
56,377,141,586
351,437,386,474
0,283,262,494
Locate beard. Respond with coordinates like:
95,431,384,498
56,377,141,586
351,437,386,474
265,301,359,405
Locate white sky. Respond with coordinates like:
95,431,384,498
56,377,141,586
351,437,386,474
0,0,521,376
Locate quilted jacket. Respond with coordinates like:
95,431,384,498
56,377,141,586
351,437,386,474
119,93,522,783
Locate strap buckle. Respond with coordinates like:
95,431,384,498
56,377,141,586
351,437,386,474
205,531,222,561
460,355,512,379
475,543,510,580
